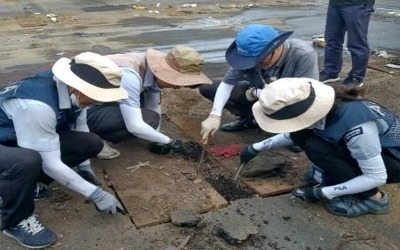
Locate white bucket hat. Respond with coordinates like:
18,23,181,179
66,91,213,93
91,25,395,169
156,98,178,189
252,78,335,133
52,52,128,102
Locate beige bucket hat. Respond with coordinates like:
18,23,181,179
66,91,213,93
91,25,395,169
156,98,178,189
146,45,212,86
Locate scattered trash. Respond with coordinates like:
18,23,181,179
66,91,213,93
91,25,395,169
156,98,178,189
375,50,389,58
46,13,57,23
386,63,400,69
182,3,197,8
148,10,160,14
126,161,157,173
132,4,146,10
312,34,325,48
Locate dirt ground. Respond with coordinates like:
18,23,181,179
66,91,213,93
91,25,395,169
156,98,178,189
1,0,400,249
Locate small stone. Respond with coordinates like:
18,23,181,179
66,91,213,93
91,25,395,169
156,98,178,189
170,209,200,227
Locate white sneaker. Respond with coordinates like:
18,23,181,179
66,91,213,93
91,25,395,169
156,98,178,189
97,140,120,160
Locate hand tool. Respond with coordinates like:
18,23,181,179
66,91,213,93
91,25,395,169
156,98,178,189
197,135,209,167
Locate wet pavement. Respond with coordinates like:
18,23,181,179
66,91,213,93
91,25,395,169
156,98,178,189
1,0,400,249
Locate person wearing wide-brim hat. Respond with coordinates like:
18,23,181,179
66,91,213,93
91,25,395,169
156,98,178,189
86,45,212,156
199,24,319,145
0,52,128,248
239,77,400,218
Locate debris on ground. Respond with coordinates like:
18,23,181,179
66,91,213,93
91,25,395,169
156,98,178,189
170,209,201,227
164,235,192,250
208,144,241,158
242,157,288,177
212,217,258,245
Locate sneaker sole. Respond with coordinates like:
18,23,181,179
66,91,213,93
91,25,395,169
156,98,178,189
325,204,389,218
2,230,55,249
322,77,340,84
97,152,121,160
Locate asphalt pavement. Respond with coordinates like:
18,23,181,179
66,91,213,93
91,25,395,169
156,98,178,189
1,0,400,249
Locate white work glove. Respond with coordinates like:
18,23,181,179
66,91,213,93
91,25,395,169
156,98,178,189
245,87,260,102
89,187,124,214
200,114,221,141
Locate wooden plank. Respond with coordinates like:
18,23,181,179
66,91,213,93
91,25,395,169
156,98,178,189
94,138,227,229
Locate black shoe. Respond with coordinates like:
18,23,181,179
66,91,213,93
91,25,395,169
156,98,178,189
77,170,102,186
319,70,340,83
220,116,259,132
288,144,303,153
342,77,363,88
149,142,171,155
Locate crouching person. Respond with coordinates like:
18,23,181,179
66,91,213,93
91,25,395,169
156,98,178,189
0,52,128,248
240,77,400,217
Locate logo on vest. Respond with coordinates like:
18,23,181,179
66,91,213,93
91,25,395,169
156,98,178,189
344,126,363,142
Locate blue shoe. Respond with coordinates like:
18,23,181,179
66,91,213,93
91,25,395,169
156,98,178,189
2,214,57,249
34,182,49,200
319,70,340,83
326,192,389,218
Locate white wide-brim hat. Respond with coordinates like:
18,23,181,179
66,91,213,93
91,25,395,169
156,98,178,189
52,52,128,103
252,77,335,133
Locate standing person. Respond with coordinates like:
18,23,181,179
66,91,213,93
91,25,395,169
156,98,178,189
240,77,400,217
199,24,318,144
319,0,375,87
0,52,127,247
87,45,212,156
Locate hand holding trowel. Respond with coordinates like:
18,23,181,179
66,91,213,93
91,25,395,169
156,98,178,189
234,144,260,182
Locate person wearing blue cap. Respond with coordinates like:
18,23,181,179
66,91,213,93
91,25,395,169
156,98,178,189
199,24,319,145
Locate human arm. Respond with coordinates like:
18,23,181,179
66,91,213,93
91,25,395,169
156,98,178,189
321,121,387,199
200,82,234,140
120,103,170,143
240,133,294,164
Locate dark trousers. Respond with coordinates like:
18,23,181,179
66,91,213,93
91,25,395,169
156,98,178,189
39,130,103,185
0,131,102,230
87,103,160,144
291,130,400,198
323,3,374,81
198,79,255,117
0,145,42,230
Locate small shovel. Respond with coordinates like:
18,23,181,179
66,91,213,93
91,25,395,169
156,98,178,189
198,134,209,167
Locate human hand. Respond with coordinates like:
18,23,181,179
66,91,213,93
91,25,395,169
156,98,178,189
167,139,183,153
239,145,259,165
89,187,124,214
292,186,323,202
200,114,221,141
245,87,259,102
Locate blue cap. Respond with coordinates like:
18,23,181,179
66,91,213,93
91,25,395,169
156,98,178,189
225,24,293,70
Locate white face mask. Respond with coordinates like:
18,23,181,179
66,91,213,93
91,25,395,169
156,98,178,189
70,93,80,107
308,117,326,130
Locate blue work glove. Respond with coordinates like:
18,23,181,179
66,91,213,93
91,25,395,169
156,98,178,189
292,186,323,202
239,145,259,165
89,187,124,214
167,139,183,153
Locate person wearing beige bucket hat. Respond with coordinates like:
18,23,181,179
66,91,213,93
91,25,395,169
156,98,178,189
239,77,400,218
86,45,212,156
0,52,127,248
